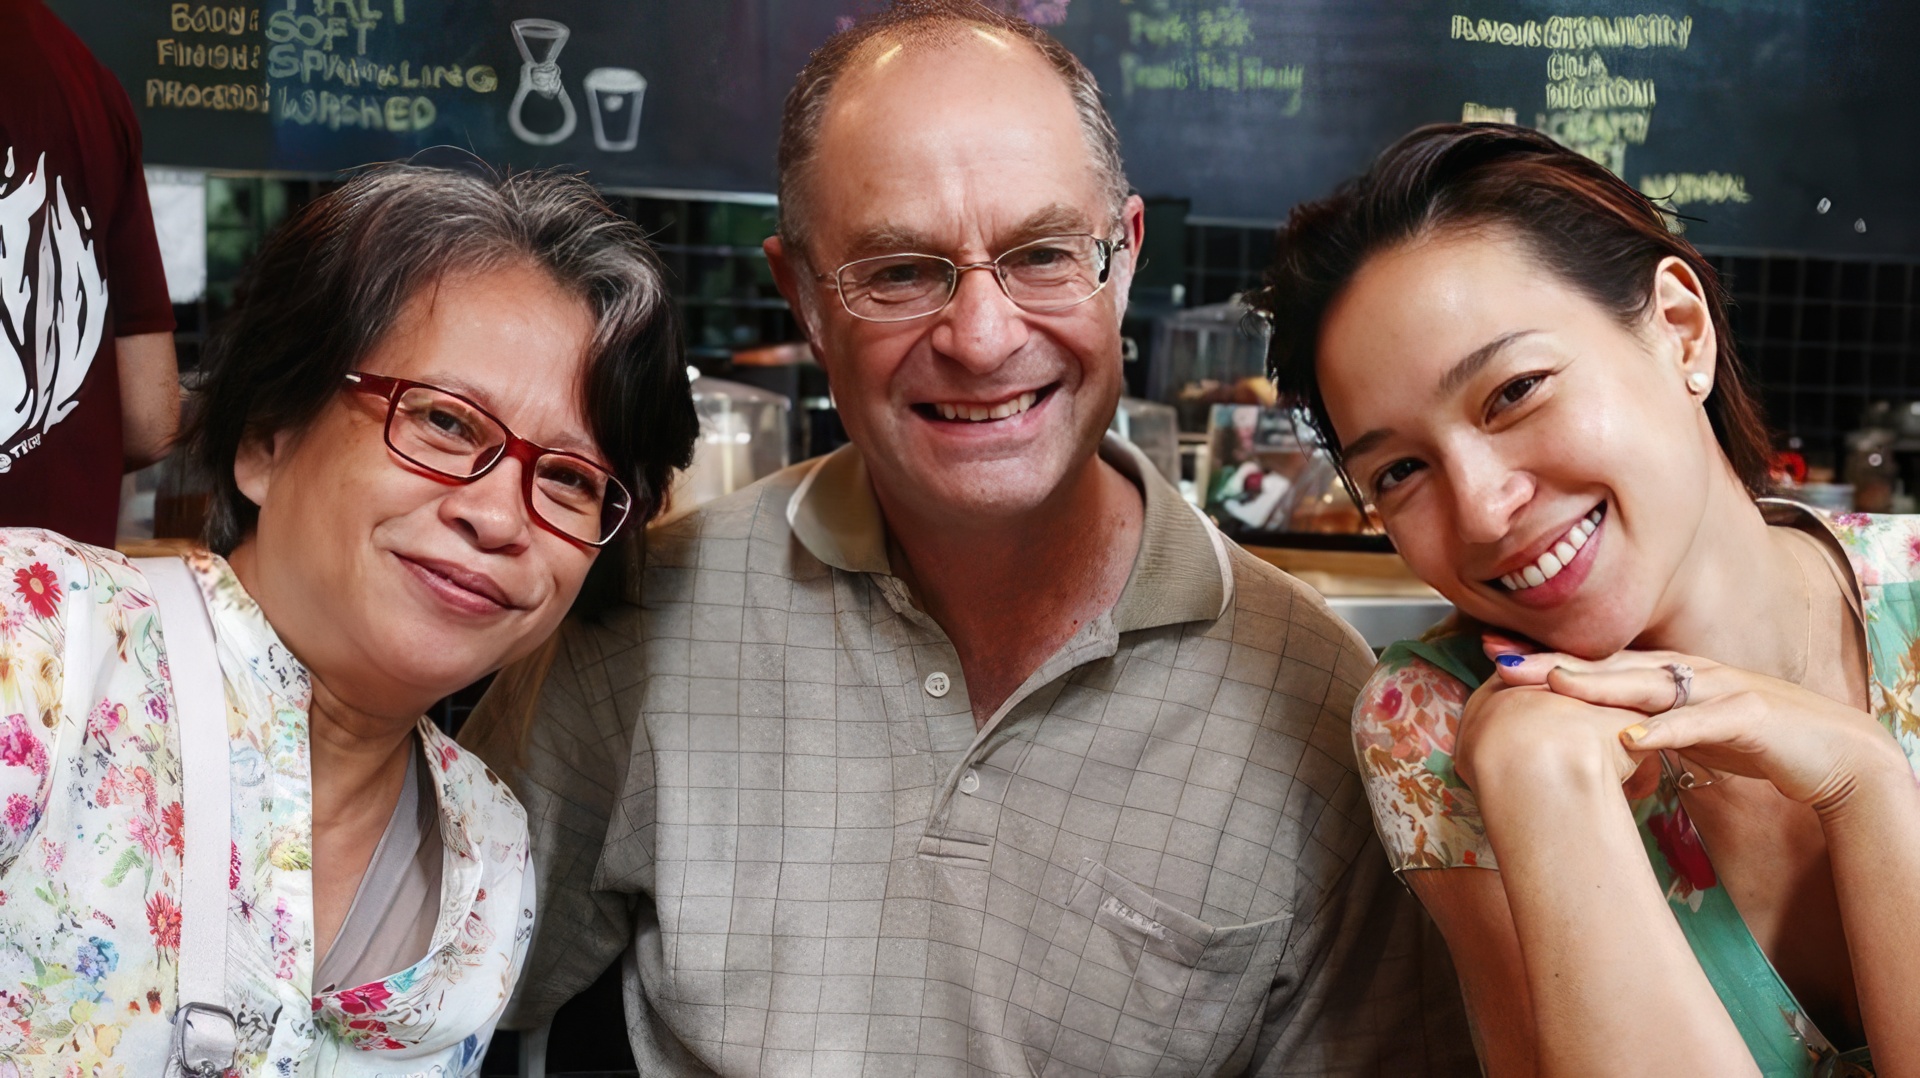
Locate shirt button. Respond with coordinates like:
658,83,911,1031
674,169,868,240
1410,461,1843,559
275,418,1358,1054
924,671,951,698
960,769,980,794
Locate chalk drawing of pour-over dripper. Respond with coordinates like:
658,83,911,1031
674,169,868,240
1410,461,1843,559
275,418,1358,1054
584,68,646,152
509,19,576,145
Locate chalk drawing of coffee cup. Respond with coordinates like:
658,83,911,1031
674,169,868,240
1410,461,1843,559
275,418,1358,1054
509,19,577,145
585,68,647,152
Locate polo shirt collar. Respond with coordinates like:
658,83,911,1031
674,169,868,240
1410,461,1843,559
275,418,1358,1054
786,433,1232,633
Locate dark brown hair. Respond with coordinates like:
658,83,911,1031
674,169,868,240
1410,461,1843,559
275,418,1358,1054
1248,122,1774,497
181,163,698,554
775,0,1128,252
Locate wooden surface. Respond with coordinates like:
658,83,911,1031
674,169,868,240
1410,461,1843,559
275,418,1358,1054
116,538,202,559
1243,545,1441,598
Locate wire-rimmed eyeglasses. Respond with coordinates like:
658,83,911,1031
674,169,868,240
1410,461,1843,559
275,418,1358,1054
818,234,1127,323
343,371,631,547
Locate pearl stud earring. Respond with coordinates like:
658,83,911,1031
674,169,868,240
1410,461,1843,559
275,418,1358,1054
1686,371,1712,395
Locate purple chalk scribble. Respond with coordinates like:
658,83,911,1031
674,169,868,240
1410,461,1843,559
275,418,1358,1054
1018,0,1070,25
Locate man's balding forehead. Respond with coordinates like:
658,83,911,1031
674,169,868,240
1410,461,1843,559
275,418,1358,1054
850,15,1021,56
831,20,1058,103
775,0,1129,249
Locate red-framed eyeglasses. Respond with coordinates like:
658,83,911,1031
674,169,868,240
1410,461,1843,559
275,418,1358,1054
343,371,631,547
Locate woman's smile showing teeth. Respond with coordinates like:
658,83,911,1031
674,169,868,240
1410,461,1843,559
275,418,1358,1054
1500,506,1604,592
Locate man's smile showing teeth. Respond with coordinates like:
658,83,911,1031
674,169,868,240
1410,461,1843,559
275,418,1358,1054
930,391,1038,423
1501,507,1603,591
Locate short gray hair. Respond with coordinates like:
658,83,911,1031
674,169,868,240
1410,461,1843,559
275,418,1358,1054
775,0,1130,254
182,163,698,553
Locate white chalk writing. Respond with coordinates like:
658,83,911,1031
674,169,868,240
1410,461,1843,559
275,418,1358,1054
1639,172,1752,206
1462,102,1518,124
1450,14,1693,51
264,0,496,134
146,4,267,112
156,40,262,71
145,79,267,112
1117,1,1304,108
267,48,496,92
1545,52,1657,109
169,4,259,35
1449,11,1723,183
275,88,436,131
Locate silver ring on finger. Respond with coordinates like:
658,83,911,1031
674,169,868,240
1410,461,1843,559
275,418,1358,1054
1663,662,1694,712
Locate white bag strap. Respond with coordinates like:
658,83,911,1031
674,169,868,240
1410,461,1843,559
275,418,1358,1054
136,556,239,1077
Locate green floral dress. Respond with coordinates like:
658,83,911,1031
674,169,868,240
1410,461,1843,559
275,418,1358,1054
1353,506,1920,1077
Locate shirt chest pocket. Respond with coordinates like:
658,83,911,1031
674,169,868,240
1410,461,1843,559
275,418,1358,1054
1015,859,1291,1078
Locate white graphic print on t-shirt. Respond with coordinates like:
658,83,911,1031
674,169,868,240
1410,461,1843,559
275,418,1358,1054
0,146,109,474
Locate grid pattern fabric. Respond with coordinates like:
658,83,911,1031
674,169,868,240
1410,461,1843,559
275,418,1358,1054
473,456,1474,1077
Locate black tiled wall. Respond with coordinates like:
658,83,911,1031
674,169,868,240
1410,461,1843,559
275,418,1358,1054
1187,217,1276,307
1182,217,1920,466
1713,254,1918,464
176,179,1917,467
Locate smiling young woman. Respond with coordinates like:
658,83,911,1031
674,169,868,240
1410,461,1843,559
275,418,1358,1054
1248,124,1920,1077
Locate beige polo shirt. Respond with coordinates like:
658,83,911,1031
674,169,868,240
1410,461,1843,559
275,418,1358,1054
467,435,1473,1077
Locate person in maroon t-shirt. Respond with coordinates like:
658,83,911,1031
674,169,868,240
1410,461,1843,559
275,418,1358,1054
0,0,178,546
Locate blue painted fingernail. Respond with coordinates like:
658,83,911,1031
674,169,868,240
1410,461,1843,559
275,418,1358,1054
1496,654,1524,667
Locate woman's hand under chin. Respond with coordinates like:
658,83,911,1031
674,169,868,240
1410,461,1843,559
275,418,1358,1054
1453,636,1659,798
1491,645,1912,815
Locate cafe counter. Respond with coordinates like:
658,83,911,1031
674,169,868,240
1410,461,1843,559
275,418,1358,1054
1245,546,1453,651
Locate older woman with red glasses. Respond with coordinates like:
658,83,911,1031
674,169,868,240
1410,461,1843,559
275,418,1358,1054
0,164,695,1075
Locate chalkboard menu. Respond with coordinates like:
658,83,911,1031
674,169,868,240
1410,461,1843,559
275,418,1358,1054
46,0,1920,254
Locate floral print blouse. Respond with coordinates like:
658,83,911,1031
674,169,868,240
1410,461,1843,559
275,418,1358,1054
0,529,535,1076
1353,505,1918,1078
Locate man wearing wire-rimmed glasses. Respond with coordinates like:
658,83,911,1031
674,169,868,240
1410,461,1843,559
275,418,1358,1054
469,1,1475,1073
